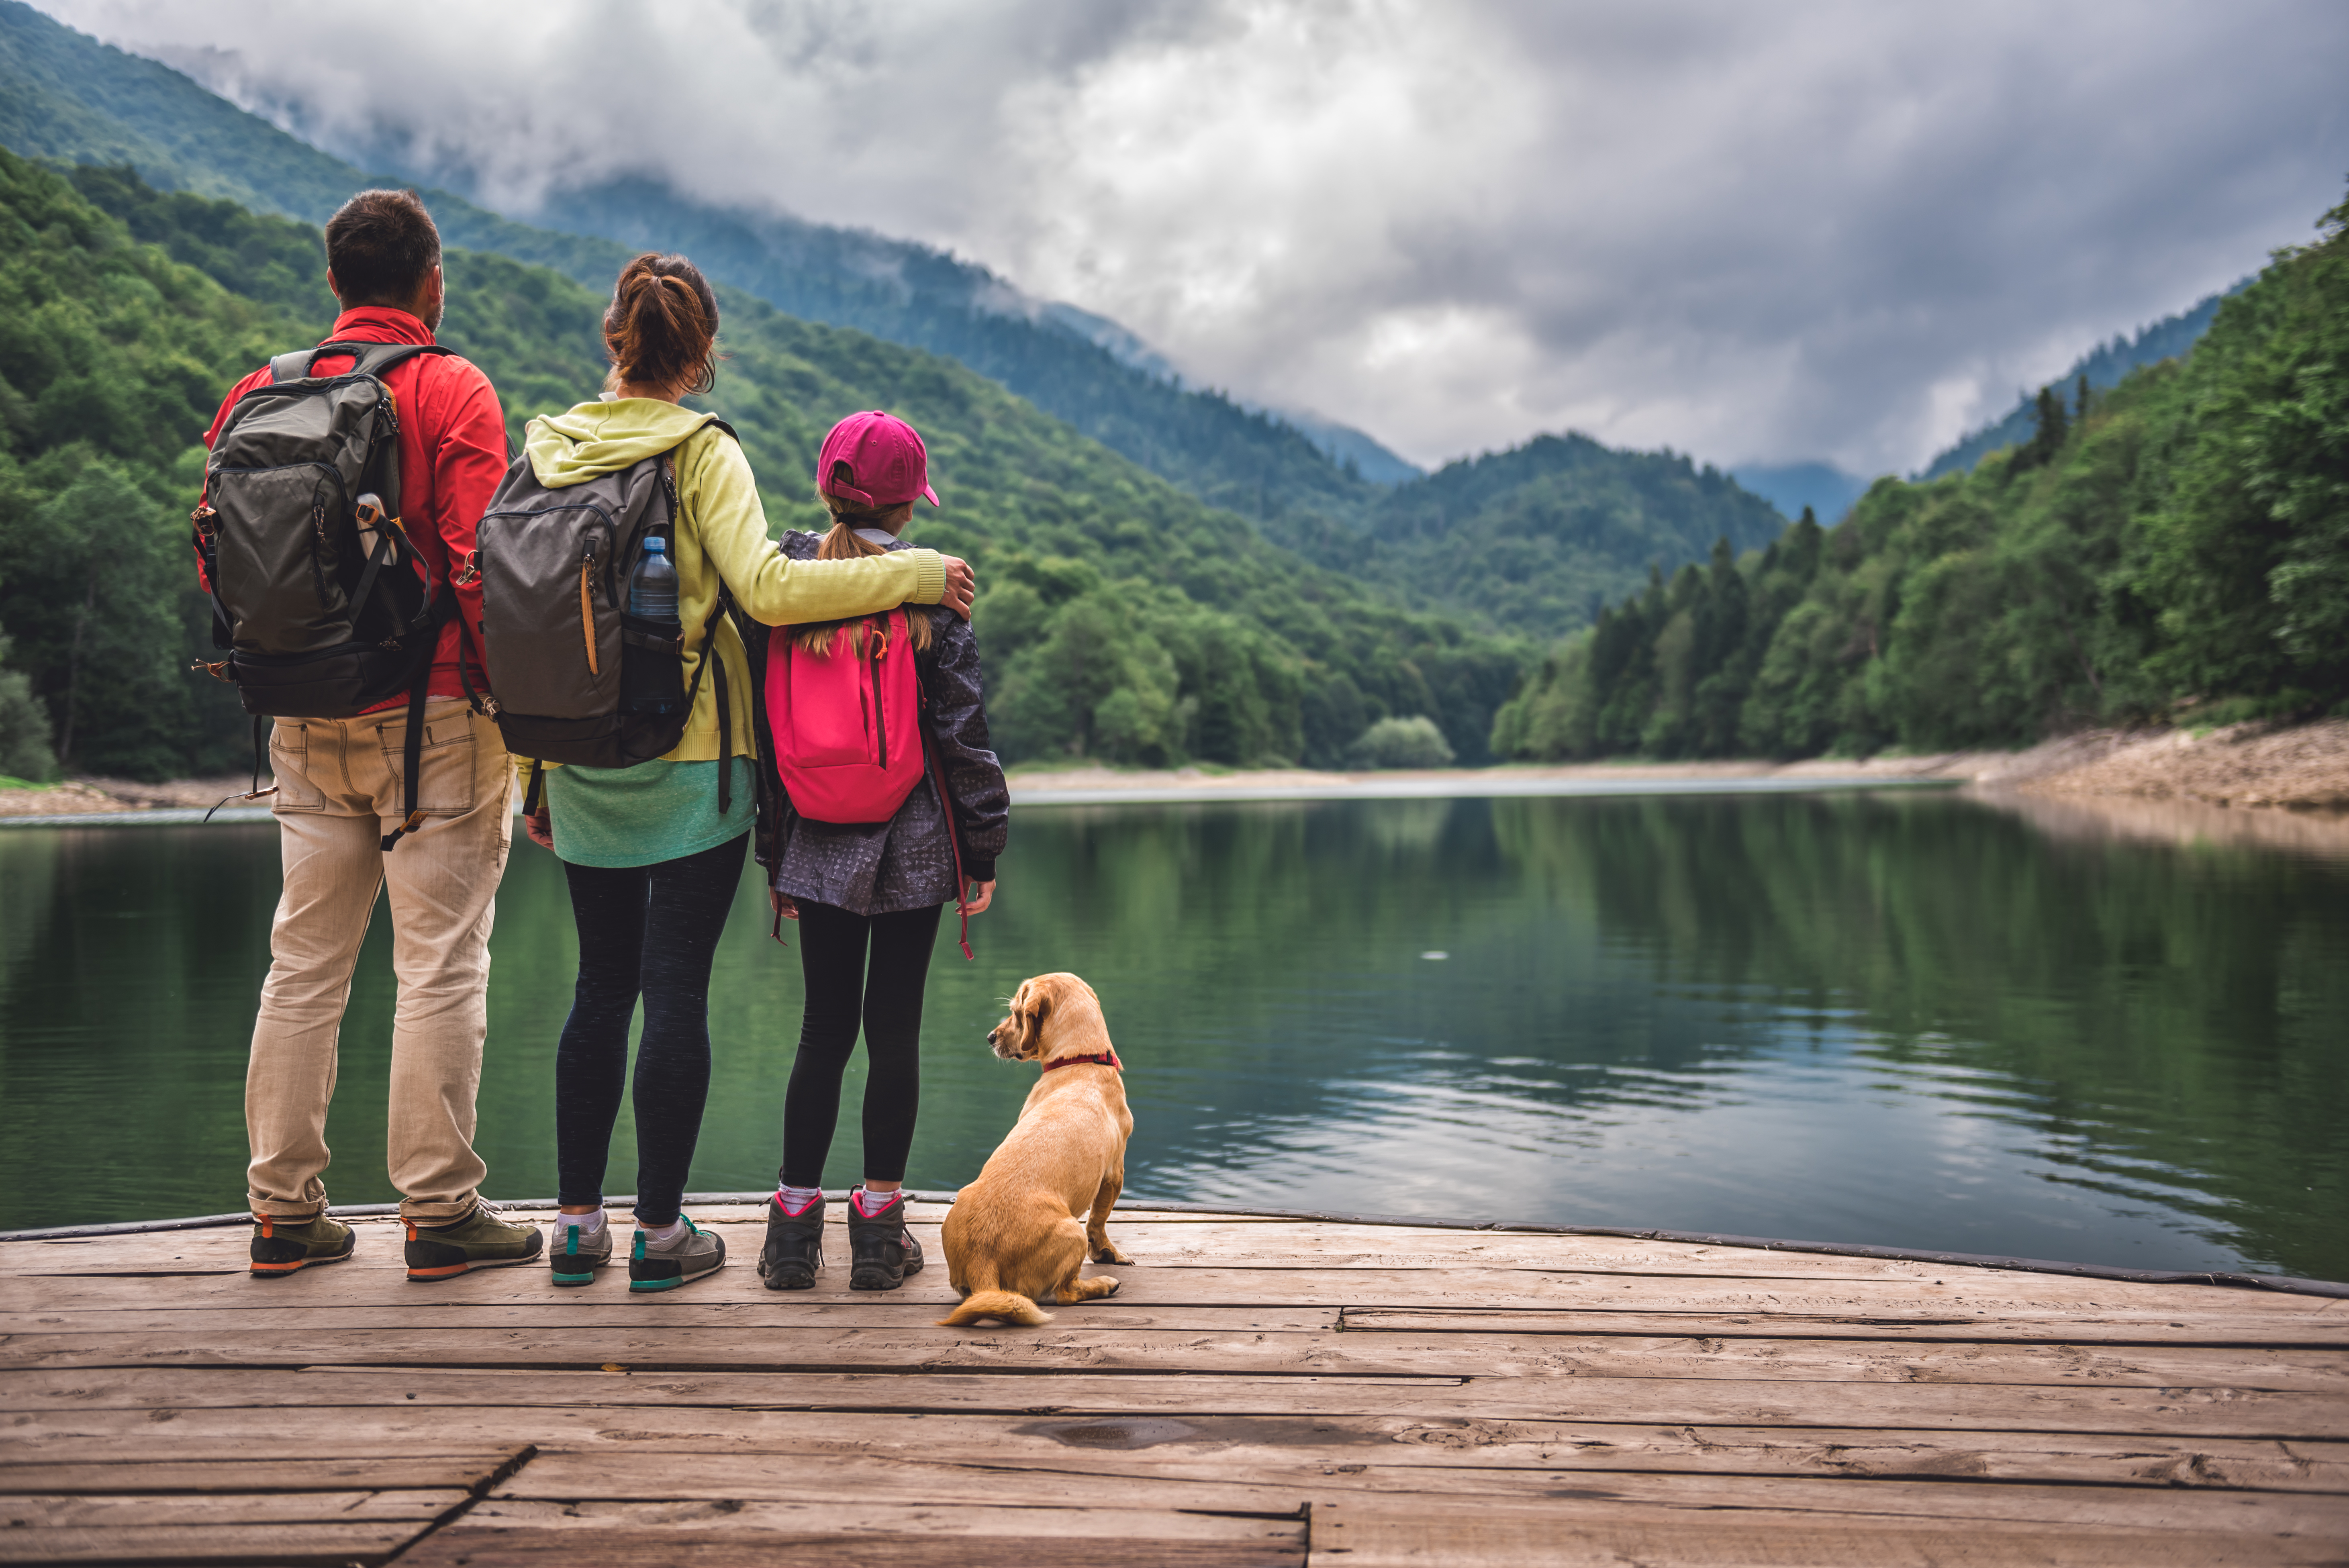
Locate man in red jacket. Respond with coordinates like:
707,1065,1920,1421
203,190,541,1279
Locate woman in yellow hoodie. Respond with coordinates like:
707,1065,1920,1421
520,254,975,1292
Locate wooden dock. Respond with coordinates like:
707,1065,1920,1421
3,1201,2345,1565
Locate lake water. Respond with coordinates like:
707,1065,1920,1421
2,790,2343,1280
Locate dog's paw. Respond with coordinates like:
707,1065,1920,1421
1091,1243,1133,1264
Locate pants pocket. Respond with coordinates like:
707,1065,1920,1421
378,715,479,817
269,722,325,812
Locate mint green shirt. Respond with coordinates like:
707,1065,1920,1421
542,757,755,868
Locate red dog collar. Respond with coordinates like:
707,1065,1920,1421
1042,1047,1123,1073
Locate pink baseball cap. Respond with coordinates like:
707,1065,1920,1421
817,410,940,508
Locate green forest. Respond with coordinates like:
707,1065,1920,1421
1493,183,2349,762
0,149,1528,780
0,0,1792,651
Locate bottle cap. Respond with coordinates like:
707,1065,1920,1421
644,537,666,553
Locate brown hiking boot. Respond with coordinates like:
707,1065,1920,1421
249,1212,354,1276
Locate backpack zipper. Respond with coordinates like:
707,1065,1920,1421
870,625,887,770
578,541,599,675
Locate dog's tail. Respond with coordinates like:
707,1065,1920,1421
937,1290,1053,1328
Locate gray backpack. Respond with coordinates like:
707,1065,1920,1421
468,414,745,814
192,339,458,848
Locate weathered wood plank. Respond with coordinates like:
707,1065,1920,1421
0,1454,515,1494
6,1280,2328,1345
408,1521,1298,1568
0,1520,424,1565
11,1258,2336,1340
1307,1498,2341,1567
8,1324,2343,1394
0,1303,1342,1335
489,1449,2349,1532
8,1365,2345,1438
2,1488,469,1526
8,1218,2333,1296
9,1404,2346,1494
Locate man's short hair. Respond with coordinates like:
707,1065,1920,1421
324,189,441,305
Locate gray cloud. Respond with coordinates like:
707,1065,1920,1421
41,0,2348,473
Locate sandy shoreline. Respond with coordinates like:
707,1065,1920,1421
6,721,2346,853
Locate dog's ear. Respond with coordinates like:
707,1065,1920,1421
1023,986,1053,1057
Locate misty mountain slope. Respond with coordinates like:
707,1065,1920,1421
1268,433,1789,639
1920,285,2245,478
3,0,1785,659
6,151,1525,776
0,0,1414,536
529,179,1419,500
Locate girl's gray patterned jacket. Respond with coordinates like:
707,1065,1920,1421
765,529,1009,916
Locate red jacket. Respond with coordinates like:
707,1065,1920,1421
199,307,509,709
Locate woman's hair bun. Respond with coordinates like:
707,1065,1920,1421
604,253,720,396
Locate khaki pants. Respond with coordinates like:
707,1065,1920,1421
246,698,513,1222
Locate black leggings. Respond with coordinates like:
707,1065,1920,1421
554,832,748,1225
778,900,944,1188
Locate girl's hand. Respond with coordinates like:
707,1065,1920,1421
769,888,800,921
963,879,995,915
524,808,553,849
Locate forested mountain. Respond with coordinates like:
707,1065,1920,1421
1919,286,2243,480
0,150,1524,781
1493,187,2349,761
0,0,1409,533
1270,433,1790,637
0,0,1784,642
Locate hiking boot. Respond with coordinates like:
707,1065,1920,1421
404,1201,545,1281
846,1189,923,1291
249,1212,354,1276
758,1195,825,1291
630,1216,726,1293
547,1215,614,1286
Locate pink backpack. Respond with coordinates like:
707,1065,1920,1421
765,609,928,825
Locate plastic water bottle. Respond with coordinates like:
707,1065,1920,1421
622,536,682,715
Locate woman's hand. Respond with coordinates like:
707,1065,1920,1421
963,879,996,915
524,807,553,850
769,888,800,921
938,556,975,619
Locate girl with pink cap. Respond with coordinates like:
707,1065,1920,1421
756,411,1010,1293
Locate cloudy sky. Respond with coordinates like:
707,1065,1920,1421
40,0,2349,474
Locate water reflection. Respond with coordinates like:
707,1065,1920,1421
1,791,2341,1278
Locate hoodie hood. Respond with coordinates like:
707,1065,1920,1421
526,398,718,488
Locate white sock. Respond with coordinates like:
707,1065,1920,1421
853,1186,902,1217
774,1184,823,1215
555,1209,606,1235
643,1218,686,1245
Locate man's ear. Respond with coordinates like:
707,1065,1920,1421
325,265,344,308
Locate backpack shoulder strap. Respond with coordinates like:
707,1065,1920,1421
263,341,457,385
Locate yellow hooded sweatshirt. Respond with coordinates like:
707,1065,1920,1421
523,398,947,766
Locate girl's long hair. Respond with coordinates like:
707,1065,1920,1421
790,490,937,656
603,253,720,397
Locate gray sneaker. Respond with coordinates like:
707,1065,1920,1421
629,1215,726,1293
547,1215,614,1286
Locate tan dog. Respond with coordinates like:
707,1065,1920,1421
937,973,1133,1327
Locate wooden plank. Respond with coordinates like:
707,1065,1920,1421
409,1521,1297,1568
0,1454,513,1494
0,1303,1342,1335
10,1218,2336,1298
8,1324,2343,1394
1307,1498,2340,1567
488,1448,2349,1532
12,1257,2338,1339
2,1488,469,1525
0,1521,423,1565
6,1279,2328,1345
8,1404,2345,1499
8,1365,2345,1439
